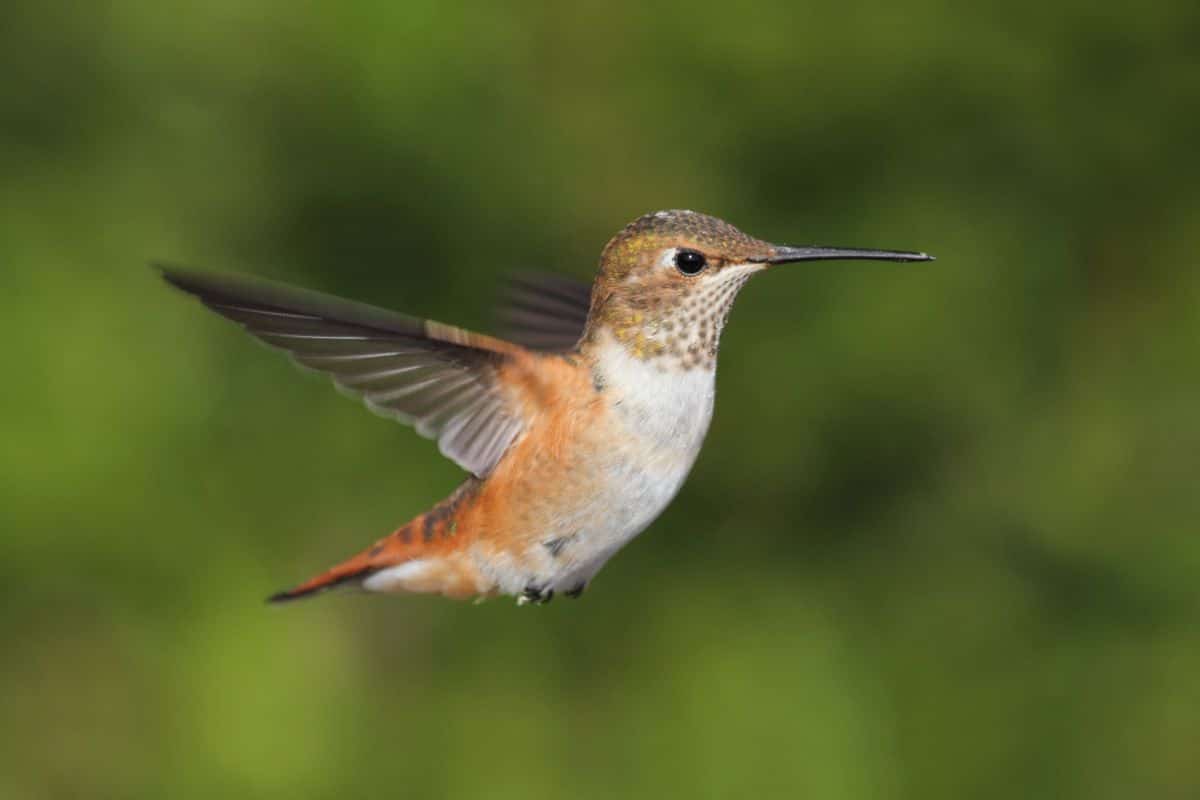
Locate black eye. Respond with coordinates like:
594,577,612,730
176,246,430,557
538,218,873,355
674,249,707,275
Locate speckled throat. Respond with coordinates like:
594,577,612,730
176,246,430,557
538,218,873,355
591,264,758,371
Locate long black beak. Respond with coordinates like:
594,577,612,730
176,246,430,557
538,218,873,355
760,245,934,264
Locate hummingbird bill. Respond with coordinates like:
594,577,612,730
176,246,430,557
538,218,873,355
161,210,932,605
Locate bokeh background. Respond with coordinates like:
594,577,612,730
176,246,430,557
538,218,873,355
3,1,1199,797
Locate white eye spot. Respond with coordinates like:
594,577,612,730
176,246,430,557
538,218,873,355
658,248,680,270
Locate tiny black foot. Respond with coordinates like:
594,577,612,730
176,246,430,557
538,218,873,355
519,585,554,606
565,583,586,599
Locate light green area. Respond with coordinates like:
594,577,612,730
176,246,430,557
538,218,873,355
2,2,1198,797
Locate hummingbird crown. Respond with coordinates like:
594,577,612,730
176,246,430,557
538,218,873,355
584,209,775,370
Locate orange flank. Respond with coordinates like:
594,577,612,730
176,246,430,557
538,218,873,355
268,352,606,602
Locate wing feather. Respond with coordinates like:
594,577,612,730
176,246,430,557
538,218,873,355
160,266,527,478
499,272,592,352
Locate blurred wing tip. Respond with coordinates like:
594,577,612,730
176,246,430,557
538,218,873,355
155,263,240,303
154,262,192,290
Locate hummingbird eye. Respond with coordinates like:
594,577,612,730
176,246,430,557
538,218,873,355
673,249,707,276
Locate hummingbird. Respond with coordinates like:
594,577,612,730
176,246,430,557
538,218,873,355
161,210,931,605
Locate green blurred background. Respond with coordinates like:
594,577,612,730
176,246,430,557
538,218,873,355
2,1,1199,797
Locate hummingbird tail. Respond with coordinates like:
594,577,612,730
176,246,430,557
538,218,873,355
265,551,381,603
267,481,482,603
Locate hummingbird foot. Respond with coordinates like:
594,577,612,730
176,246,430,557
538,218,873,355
565,583,586,599
519,585,555,605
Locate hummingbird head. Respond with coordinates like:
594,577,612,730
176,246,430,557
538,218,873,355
583,209,931,370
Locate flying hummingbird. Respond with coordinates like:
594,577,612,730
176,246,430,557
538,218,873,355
161,210,932,605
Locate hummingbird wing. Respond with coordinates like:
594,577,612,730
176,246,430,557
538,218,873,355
498,272,592,352
159,266,526,478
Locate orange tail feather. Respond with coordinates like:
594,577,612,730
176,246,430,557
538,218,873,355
267,480,479,603
266,530,408,603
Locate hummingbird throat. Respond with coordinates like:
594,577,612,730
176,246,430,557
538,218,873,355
600,266,756,371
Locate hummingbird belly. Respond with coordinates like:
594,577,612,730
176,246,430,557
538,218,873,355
469,335,718,596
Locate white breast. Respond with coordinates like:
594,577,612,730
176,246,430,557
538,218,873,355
594,333,717,461
539,332,716,592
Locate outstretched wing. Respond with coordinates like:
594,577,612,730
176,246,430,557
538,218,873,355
160,266,526,478
499,272,592,352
